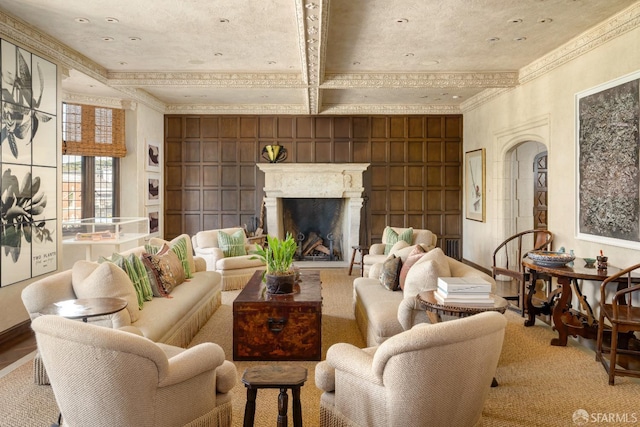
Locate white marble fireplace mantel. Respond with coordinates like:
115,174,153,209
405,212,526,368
257,163,369,259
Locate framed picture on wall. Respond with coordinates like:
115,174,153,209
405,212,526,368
465,148,485,222
146,173,160,205
146,141,160,172
146,207,160,237
576,71,640,249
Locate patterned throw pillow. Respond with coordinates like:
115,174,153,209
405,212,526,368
398,245,427,290
383,227,414,255
379,255,403,291
141,248,185,295
218,229,247,257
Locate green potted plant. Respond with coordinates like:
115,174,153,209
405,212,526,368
251,232,298,294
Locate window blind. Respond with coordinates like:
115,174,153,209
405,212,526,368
62,103,126,157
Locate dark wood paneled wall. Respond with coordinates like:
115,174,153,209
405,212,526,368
164,115,462,255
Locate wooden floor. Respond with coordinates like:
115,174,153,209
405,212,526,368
0,330,36,371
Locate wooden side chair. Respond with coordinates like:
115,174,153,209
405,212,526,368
492,229,553,315
596,263,640,385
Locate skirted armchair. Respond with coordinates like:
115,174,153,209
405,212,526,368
315,311,507,427
32,314,237,427
192,227,265,291
362,227,437,276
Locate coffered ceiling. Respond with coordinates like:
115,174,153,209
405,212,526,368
0,0,637,114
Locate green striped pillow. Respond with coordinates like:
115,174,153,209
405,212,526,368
170,236,193,279
384,227,414,255
218,229,247,257
128,253,154,301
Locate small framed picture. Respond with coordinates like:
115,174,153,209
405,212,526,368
146,207,160,237
465,148,485,222
146,141,161,172
146,173,160,205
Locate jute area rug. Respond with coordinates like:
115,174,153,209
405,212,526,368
1,268,639,426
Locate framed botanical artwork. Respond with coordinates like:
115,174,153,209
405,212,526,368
465,148,486,222
576,71,640,249
146,140,160,172
146,173,160,205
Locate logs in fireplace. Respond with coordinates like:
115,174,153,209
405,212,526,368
282,198,345,262
295,231,340,261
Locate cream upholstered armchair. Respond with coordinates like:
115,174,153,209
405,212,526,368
316,311,507,427
32,314,237,427
362,227,437,276
192,227,265,290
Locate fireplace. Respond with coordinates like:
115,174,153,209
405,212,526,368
257,163,369,263
282,198,345,261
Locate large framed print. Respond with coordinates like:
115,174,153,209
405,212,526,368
465,148,486,222
576,71,640,249
0,38,57,287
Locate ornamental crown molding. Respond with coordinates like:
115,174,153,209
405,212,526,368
107,72,305,88
459,88,513,113
0,10,107,83
519,2,640,85
165,103,308,115
321,103,461,115
322,72,518,88
62,92,135,110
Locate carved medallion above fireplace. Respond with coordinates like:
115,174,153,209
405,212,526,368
257,163,369,263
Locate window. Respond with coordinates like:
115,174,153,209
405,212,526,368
61,103,123,230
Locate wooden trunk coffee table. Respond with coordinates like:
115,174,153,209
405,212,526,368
233,270,322,361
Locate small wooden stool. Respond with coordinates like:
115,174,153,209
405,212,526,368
242,365,308,427
348,245,369,277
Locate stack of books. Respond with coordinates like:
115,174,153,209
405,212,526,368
434,277,494,306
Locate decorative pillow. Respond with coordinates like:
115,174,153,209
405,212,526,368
403,247,451,298
218,229,247,257
383,227,413,255
141,249,185,295
99,253,145,310
379,255,403,291
399,245,428,290
149,234,196,278
128,254,154,302
71,261,140,322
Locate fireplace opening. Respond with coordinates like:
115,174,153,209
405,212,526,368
282,198,345,261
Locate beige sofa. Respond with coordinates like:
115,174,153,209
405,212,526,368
362,227,437,276
353,247,496,346
22,234,223,384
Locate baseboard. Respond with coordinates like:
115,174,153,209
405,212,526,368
0,320,33,348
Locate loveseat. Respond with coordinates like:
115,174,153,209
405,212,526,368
362,227,438,276
22,234,224,385
353,246,496,346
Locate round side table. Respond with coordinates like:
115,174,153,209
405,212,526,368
40,297,128,322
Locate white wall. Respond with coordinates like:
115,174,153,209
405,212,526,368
463,25,640,272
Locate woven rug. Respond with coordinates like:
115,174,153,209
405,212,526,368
1,268,639,426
